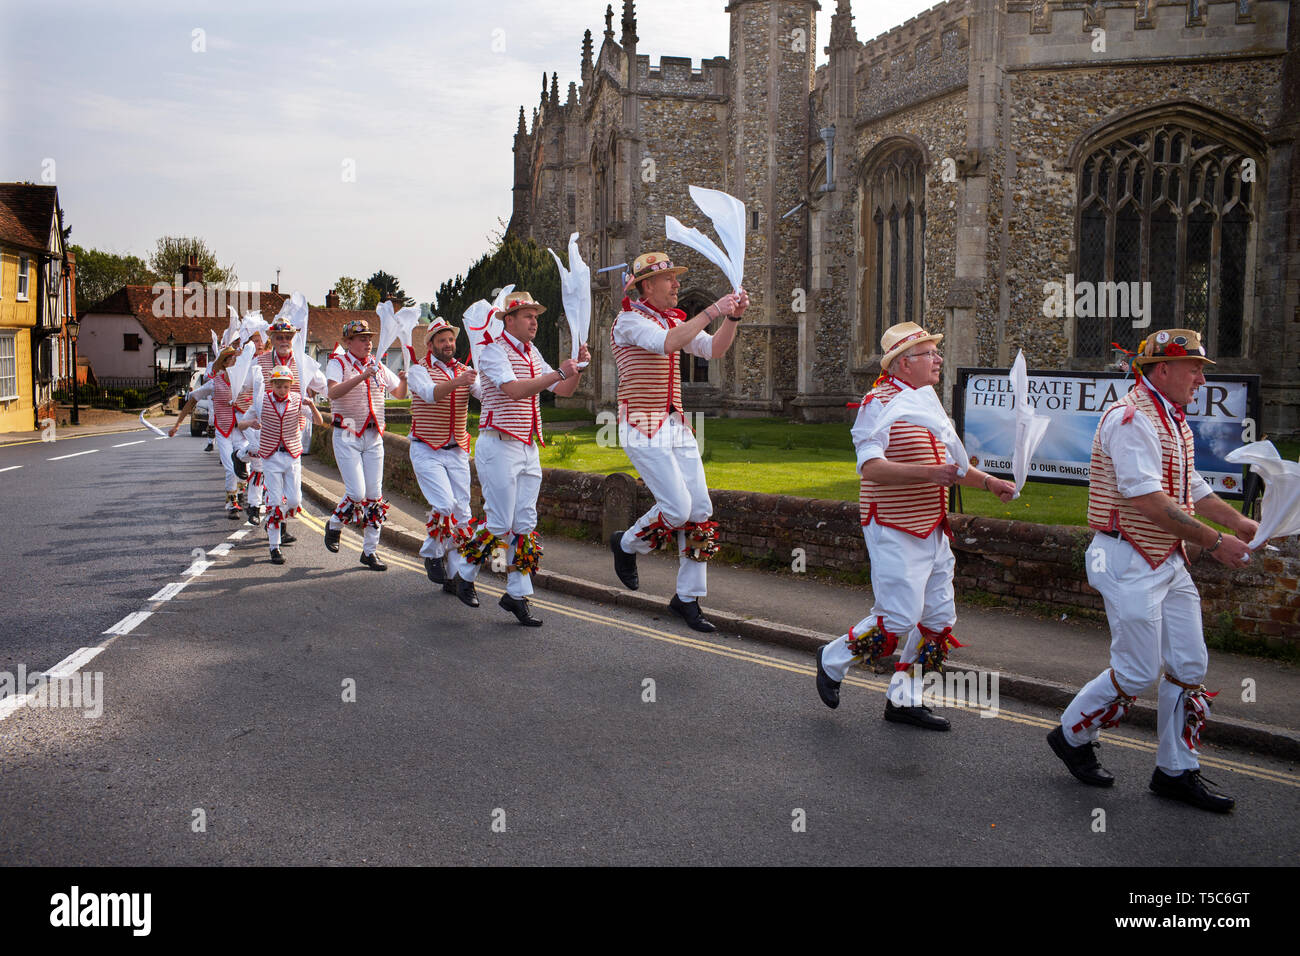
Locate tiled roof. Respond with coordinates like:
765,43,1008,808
0,183,57,251
82,286,374,349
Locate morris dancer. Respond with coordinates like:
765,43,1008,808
324,319,407,570
405,317,484,594
237,337,275,526
1047,330,1256,812
813,322,1015,731
459,292,587,625
236,365,323,564
607,252,748,632
244,317,327,543
171,344,256,519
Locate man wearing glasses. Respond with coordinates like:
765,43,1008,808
814,322,1015,730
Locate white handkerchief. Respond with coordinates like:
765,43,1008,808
868,386,970,476
1224,441,1300,548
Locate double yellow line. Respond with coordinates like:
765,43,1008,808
292,511,1298,790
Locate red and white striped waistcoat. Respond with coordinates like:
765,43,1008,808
257,390,304,459
479,336,544,445
612,304,686,438
1087,383,1197,569
211,372,254,437
858,377,950,538
255,349,300,391
328,350,386,436
411,353,471,453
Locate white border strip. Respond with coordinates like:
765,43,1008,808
102,611,152,636
48,449,100,461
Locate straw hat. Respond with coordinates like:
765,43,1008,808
424,316,460,343
1132,329,1215,370
269,364,294,382
341,319,374,338
880,322,943,371
624,252,688,293
499,291,547,317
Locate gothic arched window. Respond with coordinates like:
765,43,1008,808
1074,116,1259,359
859,145,926,354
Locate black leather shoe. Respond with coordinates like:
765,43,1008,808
455,577,480,608
669,594,716,633
227,507,242,520
280,528,297,544
204,440,214,452
269,548,285,565
245,505,261,526
424,556,446,584
1047,725,1115,787
232,454,248,480
359,551,387,571
324,524,341,553
884,700,951,731
499,594,542,626
1149,768,1234,813
610,531,639,590
815,646,841,709
442,577,457,596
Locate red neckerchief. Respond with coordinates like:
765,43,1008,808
424,352,461,380
622,296,686,328
1142,381,1186,424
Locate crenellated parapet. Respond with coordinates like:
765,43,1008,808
849,0,971,125
635,54,730,98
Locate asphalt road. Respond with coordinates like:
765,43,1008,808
1,429,1297,865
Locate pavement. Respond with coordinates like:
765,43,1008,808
0,408,166,446
298,454,1300,761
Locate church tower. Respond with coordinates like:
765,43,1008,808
726,0,819,412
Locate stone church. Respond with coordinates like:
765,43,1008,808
508,0,1299,437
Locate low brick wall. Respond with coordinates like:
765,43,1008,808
310,428,1300,649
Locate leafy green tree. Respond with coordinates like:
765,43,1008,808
359,284,382,311
149,236,237,286
433,233,563,365
331,276,365,310
365,270,414,307
70,244,157,312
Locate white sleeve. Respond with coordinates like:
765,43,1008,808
406,364,437,403
477,344,515,387
1189,467,1213,503
325,357,346,384
852,398,889,472
378,363,401,389
683,330,715,361
532,349,559,393
1100,410,1166,498
189,379,214,400
469,376,484,401
239,390,264,427
307,369,328,395
612,312,668,354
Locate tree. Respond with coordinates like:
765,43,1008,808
70,244,157,312
149,236,237,286
365,270,414,307
331,276,365,310
359,284,382,311
432,233,563,365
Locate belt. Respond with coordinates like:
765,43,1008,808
1097,528,1122,540
439,441,460,450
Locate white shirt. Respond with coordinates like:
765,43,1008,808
407,357,484,403
326,351,401,389
612,309,714,359
1099,384,1212,502
247,351,328,397
477,332,558,391
850,378,919,473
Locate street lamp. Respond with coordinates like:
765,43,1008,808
167,333,175,381
66,318,80,426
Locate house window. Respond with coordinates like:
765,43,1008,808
0,332,17,400
17,255,29,300
860,146,926,353
124,333,142,351
175,345,187,363
1075,120,1258,358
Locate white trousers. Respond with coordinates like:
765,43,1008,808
619,416,712,601
329,428,385,555
214,432,242,501
261,451,302,551
822,522,957,706
411,441,473,582
475,431,542,598
243,428,264,507
1060,533,1208,774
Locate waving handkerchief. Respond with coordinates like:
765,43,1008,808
1224,441,1300,548
665,186,746,292
868,385,970,476
375,300,421,371
222,306,242,348
238,311,269,346
226,341,257,402
549,232,591,368
139,411,169,438
1009,350,1049,498
463,284,513,368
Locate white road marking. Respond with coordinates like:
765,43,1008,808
208,543,232,557
0,466,21,473
41,646,105,680
148,581,191,602
182,559,213,577
102,611,152,636
112,440,146,448
228,529,250,540
48,449,100,461
0,695,34,720
154,436,168,441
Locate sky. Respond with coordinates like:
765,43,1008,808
1,0,940,308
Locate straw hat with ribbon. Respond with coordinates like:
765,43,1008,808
1131,329,1214,378
498,291,547,317
880,322,944,372
623,252,688,294
424,316,460,343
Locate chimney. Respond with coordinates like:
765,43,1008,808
326,289,340,309
271,283,279,293
181,254,203,285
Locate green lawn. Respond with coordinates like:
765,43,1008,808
382,416,1291,528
